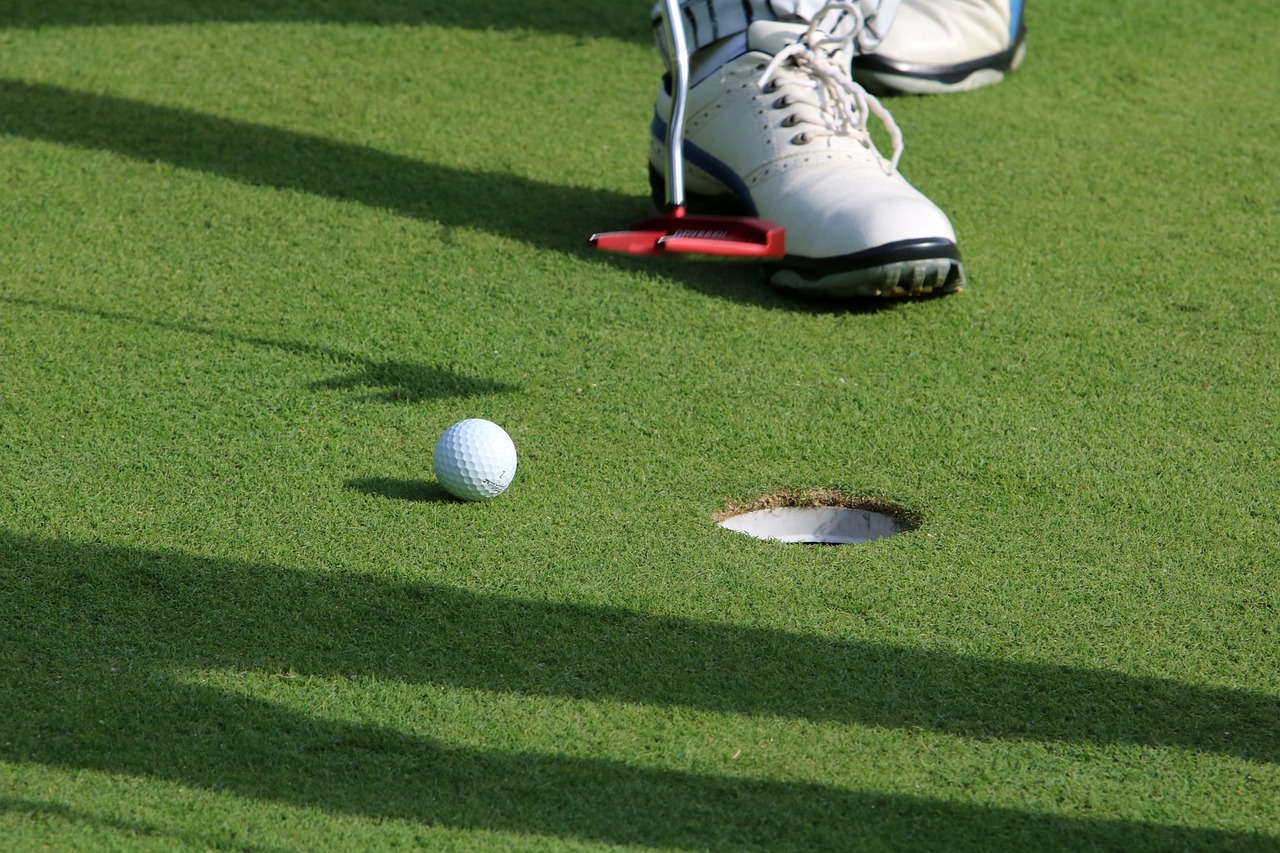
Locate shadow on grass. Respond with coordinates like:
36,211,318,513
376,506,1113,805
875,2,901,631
0,296,513,403
2,533,1276,850
0,797,292,853
0,0,650,44
344,477,451,502
0,79,889,315
307,361,510,403
0,80,615,259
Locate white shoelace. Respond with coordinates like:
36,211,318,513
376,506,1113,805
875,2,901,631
757,1,903,174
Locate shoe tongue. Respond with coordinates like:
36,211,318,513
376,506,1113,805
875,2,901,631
747,20,857,65
746,21,811,57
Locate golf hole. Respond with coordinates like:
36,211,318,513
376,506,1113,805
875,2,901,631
714,490,918,545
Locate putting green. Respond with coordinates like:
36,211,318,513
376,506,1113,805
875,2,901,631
0,2,1276,850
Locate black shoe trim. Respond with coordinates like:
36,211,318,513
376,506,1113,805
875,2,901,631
853,21,1026,86
764,238,962,279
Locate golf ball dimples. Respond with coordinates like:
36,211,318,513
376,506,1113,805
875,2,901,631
433,419,517,501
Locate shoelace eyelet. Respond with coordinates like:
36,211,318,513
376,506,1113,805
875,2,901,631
753,8,905,174
781,114,801,128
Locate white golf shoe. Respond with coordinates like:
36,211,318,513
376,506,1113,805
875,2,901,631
649,16,964,298
853,0,1026,94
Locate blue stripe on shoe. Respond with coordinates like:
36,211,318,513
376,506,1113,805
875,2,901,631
1009,0,1025,42
651,112,759,216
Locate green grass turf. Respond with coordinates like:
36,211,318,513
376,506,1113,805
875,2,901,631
1,1,1278,850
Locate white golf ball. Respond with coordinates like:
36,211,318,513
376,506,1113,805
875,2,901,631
432,418,518,501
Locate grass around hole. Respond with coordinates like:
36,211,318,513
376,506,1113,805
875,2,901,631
713,488,923,531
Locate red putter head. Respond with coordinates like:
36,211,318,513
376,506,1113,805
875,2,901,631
590,206,785,259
